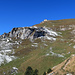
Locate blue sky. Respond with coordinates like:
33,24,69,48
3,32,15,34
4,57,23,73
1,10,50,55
0,0,75,35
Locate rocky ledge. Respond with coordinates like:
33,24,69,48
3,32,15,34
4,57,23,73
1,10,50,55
0,26,58,41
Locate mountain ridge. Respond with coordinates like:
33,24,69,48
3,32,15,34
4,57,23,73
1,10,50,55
0,19,75,75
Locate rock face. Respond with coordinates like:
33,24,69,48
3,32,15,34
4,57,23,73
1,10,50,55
0,26,58,66
0,38,20,66
1,26,58,40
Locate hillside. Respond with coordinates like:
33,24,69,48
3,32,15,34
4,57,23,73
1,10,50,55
47,54,75,75
0,19,75,75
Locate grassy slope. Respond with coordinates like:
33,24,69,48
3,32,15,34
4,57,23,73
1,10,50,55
47,55,75,75
0,19,75,75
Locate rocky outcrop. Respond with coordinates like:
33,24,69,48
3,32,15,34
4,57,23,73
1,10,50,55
0,26,58,66
1,26,58,40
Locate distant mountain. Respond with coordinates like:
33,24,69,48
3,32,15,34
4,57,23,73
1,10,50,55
0,19,75,75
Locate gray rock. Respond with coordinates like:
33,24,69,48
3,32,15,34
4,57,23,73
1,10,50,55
0,26,58,40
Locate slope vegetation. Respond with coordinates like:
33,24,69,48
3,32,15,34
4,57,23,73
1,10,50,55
0,19,75,75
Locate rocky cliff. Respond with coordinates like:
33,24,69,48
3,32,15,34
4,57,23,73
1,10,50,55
0,25,58,66
1,26,58,40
